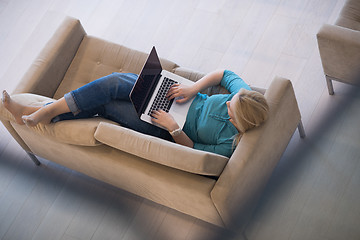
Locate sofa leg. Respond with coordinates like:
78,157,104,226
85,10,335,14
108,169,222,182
26,152,41,166
326,75,334,95
298,120,306,138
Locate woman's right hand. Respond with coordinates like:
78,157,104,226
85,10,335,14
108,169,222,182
166,70,225,103
166,84,197,104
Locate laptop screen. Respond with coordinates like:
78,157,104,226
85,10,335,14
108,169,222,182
129,47,162,116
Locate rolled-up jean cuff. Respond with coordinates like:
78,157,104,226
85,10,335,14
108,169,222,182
64,92,81,115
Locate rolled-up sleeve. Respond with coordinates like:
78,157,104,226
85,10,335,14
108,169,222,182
221,70,252,93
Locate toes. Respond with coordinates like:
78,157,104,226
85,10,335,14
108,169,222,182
22,115,38,127
22,116,32,126
2,90,10,104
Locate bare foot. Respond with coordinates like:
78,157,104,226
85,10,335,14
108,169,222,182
22,106,54,127
2,90,40,125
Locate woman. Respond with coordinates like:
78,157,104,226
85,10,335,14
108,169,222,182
2,70,269,157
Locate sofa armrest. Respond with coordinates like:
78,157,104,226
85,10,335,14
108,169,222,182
211,77,302,229
317,23,360,84
13,14,86,98
94,122,229,176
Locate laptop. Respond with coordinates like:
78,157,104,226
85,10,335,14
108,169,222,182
129,46,195,129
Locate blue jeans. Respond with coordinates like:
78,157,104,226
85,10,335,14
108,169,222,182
54,72,173,141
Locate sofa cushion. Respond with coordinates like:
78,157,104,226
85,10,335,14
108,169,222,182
53,36,179,99
1,93,116,146
94,122,229,176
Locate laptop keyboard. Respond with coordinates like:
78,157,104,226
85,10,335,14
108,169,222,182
148,77,177,115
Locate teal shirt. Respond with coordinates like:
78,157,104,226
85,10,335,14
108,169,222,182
183,70,252,157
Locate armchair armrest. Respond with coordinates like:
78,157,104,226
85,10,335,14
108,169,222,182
317,24,360,84
13,14,86,98
94,122,229,176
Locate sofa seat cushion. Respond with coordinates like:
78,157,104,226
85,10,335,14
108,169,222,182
94,122,229,176
1,93,116,146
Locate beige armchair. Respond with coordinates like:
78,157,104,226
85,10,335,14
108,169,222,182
317,0,360,95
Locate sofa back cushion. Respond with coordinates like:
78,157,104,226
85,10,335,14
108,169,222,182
54,36,179,99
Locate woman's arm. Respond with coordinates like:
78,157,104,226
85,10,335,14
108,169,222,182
171,129,194,148
151,110,194,148
192,69,225,93
167,69,225,103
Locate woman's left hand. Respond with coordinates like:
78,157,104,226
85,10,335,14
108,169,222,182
151,110,179,131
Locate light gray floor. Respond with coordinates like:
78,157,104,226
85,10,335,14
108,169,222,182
1,0,359,239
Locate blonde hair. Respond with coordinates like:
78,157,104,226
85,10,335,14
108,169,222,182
232,89,269,145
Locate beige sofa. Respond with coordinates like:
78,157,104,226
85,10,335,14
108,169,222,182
317,0,360,95
0,14,305,231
